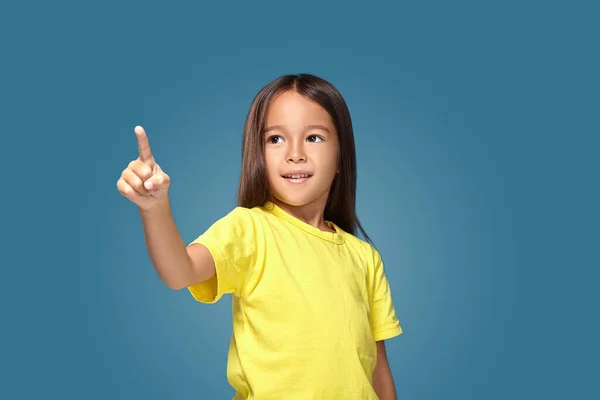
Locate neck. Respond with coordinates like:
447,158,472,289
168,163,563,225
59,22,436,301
272,196,334,233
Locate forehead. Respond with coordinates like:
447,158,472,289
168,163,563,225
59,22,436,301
266,91,333,127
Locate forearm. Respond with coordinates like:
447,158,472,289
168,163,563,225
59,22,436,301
373,376,397,400
139,197,194,289
373,364,397,400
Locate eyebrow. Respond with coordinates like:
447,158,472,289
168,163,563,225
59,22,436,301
262,124,331,134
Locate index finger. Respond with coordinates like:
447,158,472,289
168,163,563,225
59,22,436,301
134,125,153,163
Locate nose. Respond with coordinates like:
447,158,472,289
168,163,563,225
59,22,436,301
286,141,306,163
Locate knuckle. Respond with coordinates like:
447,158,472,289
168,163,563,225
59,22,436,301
157,173,170,186
122,171,132,183
125,174,144,192
126,168,138,181
117,180,129,194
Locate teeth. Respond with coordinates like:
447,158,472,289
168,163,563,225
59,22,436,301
285,174,309,179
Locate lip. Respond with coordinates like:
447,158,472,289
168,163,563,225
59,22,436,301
281,170,313,183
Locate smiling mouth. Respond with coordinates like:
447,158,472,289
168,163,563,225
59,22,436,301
282,173,312,179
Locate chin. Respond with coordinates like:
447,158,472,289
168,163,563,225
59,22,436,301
268,181,331,209
272,192,327,208
273,196,309,207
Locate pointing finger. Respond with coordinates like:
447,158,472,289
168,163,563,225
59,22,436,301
134,125,153,163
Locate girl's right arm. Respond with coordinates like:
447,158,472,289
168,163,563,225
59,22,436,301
117,125,215,290
138,199,216,290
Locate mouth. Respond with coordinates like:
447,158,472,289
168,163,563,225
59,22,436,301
281,172,313,183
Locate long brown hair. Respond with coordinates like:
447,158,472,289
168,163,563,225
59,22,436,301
237,73,371,243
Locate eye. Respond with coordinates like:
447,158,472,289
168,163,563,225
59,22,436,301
267,135,284,144
307,135,323,143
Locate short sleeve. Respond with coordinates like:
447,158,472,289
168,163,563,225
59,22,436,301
186,207,258,304
369,248,403,341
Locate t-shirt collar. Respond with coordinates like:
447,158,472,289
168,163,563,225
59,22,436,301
262,202,345,244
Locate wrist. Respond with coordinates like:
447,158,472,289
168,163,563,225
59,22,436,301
138,196,171,216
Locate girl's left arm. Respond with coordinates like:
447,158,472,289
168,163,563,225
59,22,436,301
372,340,397,400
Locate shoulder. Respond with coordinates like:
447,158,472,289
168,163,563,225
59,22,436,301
337,229,382,268
216,204,276,234
218,205,263,224
201,206,263,239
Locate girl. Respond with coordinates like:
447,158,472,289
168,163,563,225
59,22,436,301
117,74,402,399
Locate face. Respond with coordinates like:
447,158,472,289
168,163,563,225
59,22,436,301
263,90,339,210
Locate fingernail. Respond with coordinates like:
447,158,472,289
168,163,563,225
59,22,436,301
144,181,153,190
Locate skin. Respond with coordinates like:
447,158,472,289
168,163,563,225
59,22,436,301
117,93,396,397
373,341,398,400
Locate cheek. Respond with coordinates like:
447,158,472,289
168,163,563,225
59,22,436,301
264,152,279,180
316,148,339,175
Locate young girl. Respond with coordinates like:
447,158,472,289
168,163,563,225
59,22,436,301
117,74,402,399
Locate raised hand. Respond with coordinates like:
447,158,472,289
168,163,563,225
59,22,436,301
117,126,171,211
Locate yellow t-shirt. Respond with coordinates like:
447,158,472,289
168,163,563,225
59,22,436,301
187,202,402,400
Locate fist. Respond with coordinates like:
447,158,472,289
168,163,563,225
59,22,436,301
117,126,171,211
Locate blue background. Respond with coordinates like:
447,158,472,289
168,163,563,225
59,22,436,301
1,0,598,399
